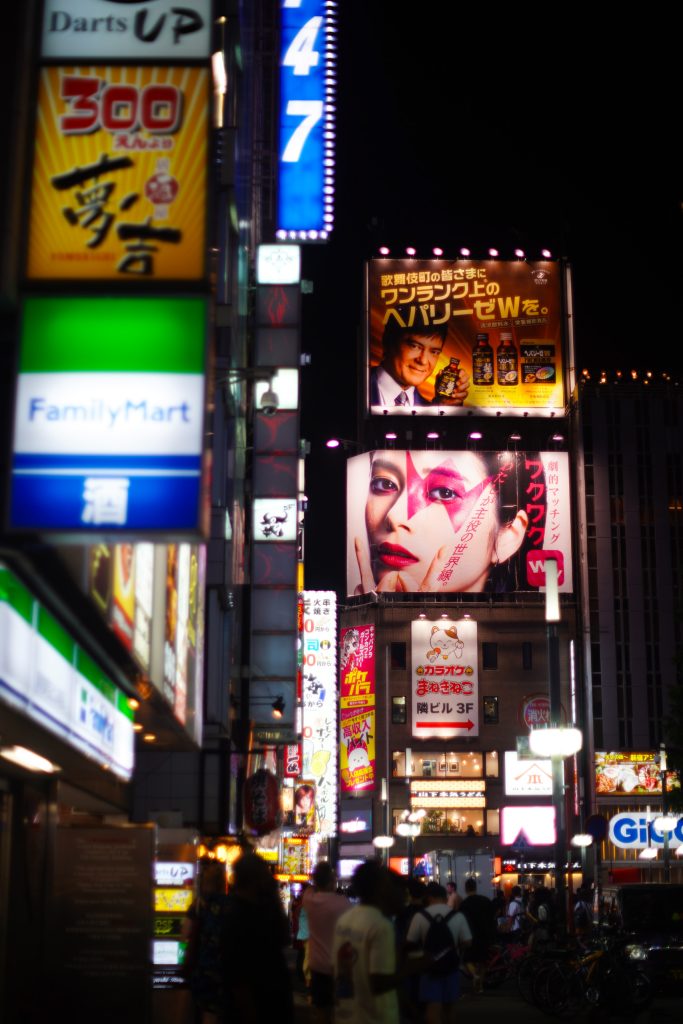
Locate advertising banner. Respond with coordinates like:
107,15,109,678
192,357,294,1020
41,0,212,60
595,752,680,797
27,66,207,281
367,259,563,416
411,618,478,739
10,296,206,534
347,450,572,597
300,591,338,837
339,624,376,792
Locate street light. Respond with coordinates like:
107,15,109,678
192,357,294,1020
396,809,425,878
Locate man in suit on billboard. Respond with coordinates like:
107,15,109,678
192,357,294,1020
369,314,469,408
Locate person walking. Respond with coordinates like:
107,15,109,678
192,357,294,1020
303,861,350,1024
458,878,495,993
333,860,402,1024
182,859,230,1024
405,881,471,1024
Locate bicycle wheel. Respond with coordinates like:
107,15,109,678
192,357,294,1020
517,953,541,1004
543,961,584,1019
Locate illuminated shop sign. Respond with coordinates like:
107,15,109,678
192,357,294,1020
410,779,486,809
257,244,302,284
10,297,206,534
300,592,338,837
347,451,573,597
502,859,580,873
254,499,298,542
410,618,478,738
501,805,556,846
595,751,680,797
367,258,564,416
154,862,195,888
340,624,375,792
504,751,553,796
0,564,134,781
608,813,683,849
27,66,207,281
41,0,212,61
277,0,336,239
340,799,372,841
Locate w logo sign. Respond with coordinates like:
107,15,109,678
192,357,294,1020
527,550,564,587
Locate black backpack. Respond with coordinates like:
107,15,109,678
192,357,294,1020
420,908,459,975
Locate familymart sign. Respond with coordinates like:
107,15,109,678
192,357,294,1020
10,296,206,534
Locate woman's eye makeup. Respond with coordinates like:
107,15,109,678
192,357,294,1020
370,475,399,494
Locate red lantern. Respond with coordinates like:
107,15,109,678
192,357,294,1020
244,768,281,836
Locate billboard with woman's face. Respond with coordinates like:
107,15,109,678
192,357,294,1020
347,450,572,596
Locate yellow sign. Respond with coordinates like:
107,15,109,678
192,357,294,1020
27,66,208,281
154,888,194,913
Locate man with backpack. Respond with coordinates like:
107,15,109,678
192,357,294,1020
405,881,471,1024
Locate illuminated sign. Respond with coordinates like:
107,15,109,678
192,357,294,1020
595,752,680,797
504,751,553,796
411,618,478,739
41,0,212,59
410,779,485,809
300,591,338,837
608,813,683,849
154,862,195,888
367,258,564,416
277,0,336,239
501,805,556,846
340,799,372,841
0,565,134,780
257,244,302,284
10,297,206,534
27,66,207,281
340,624,376,792
347,451,573,597
154,888,194,914
254,499,298,542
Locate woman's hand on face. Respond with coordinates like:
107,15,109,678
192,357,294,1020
355,538,453,594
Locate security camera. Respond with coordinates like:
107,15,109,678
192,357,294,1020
260,388,279,416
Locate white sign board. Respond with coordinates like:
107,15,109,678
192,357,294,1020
42,0,212,60
504,751,553,796
411,618,478,738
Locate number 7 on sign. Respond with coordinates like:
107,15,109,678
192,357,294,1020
282,100,323,162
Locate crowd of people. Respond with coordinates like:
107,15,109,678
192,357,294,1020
183,853,593,1024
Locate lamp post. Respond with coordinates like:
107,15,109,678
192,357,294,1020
396,809,425,878
655,744,675,884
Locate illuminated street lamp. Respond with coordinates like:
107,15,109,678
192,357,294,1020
396,809,425,878
529,728,583,759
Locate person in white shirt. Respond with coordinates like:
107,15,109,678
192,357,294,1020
303,861,350,1024
333,861,401,1024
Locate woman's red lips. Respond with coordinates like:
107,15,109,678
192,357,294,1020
378,543,418,569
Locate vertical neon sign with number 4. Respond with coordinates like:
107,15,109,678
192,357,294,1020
278,1,334,237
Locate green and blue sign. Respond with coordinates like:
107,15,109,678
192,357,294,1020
10,297,206,534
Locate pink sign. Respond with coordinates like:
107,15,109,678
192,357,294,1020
339,625,376,792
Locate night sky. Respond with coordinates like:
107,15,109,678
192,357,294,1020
300,9,682,594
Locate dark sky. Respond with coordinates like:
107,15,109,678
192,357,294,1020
301,8,681,593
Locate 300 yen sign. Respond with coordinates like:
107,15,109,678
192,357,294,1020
60,76,182,135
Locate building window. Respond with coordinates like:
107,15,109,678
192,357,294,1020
483,696,499,725
391,696,407,725
482,643,498,670
486,809,500,836
485,752,499,778
390,642,406,670
522,642,533,670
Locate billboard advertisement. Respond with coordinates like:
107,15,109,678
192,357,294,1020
300,591,338,837
27,66,207,281
10,296,206,534
411,618,478,739
347,450,572,597
339,624,376,792
595,752,680,797
367,259,563,416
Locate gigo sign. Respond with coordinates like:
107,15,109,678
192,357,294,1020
609,812,683,849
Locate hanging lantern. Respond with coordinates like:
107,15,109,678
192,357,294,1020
244,768,281,836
